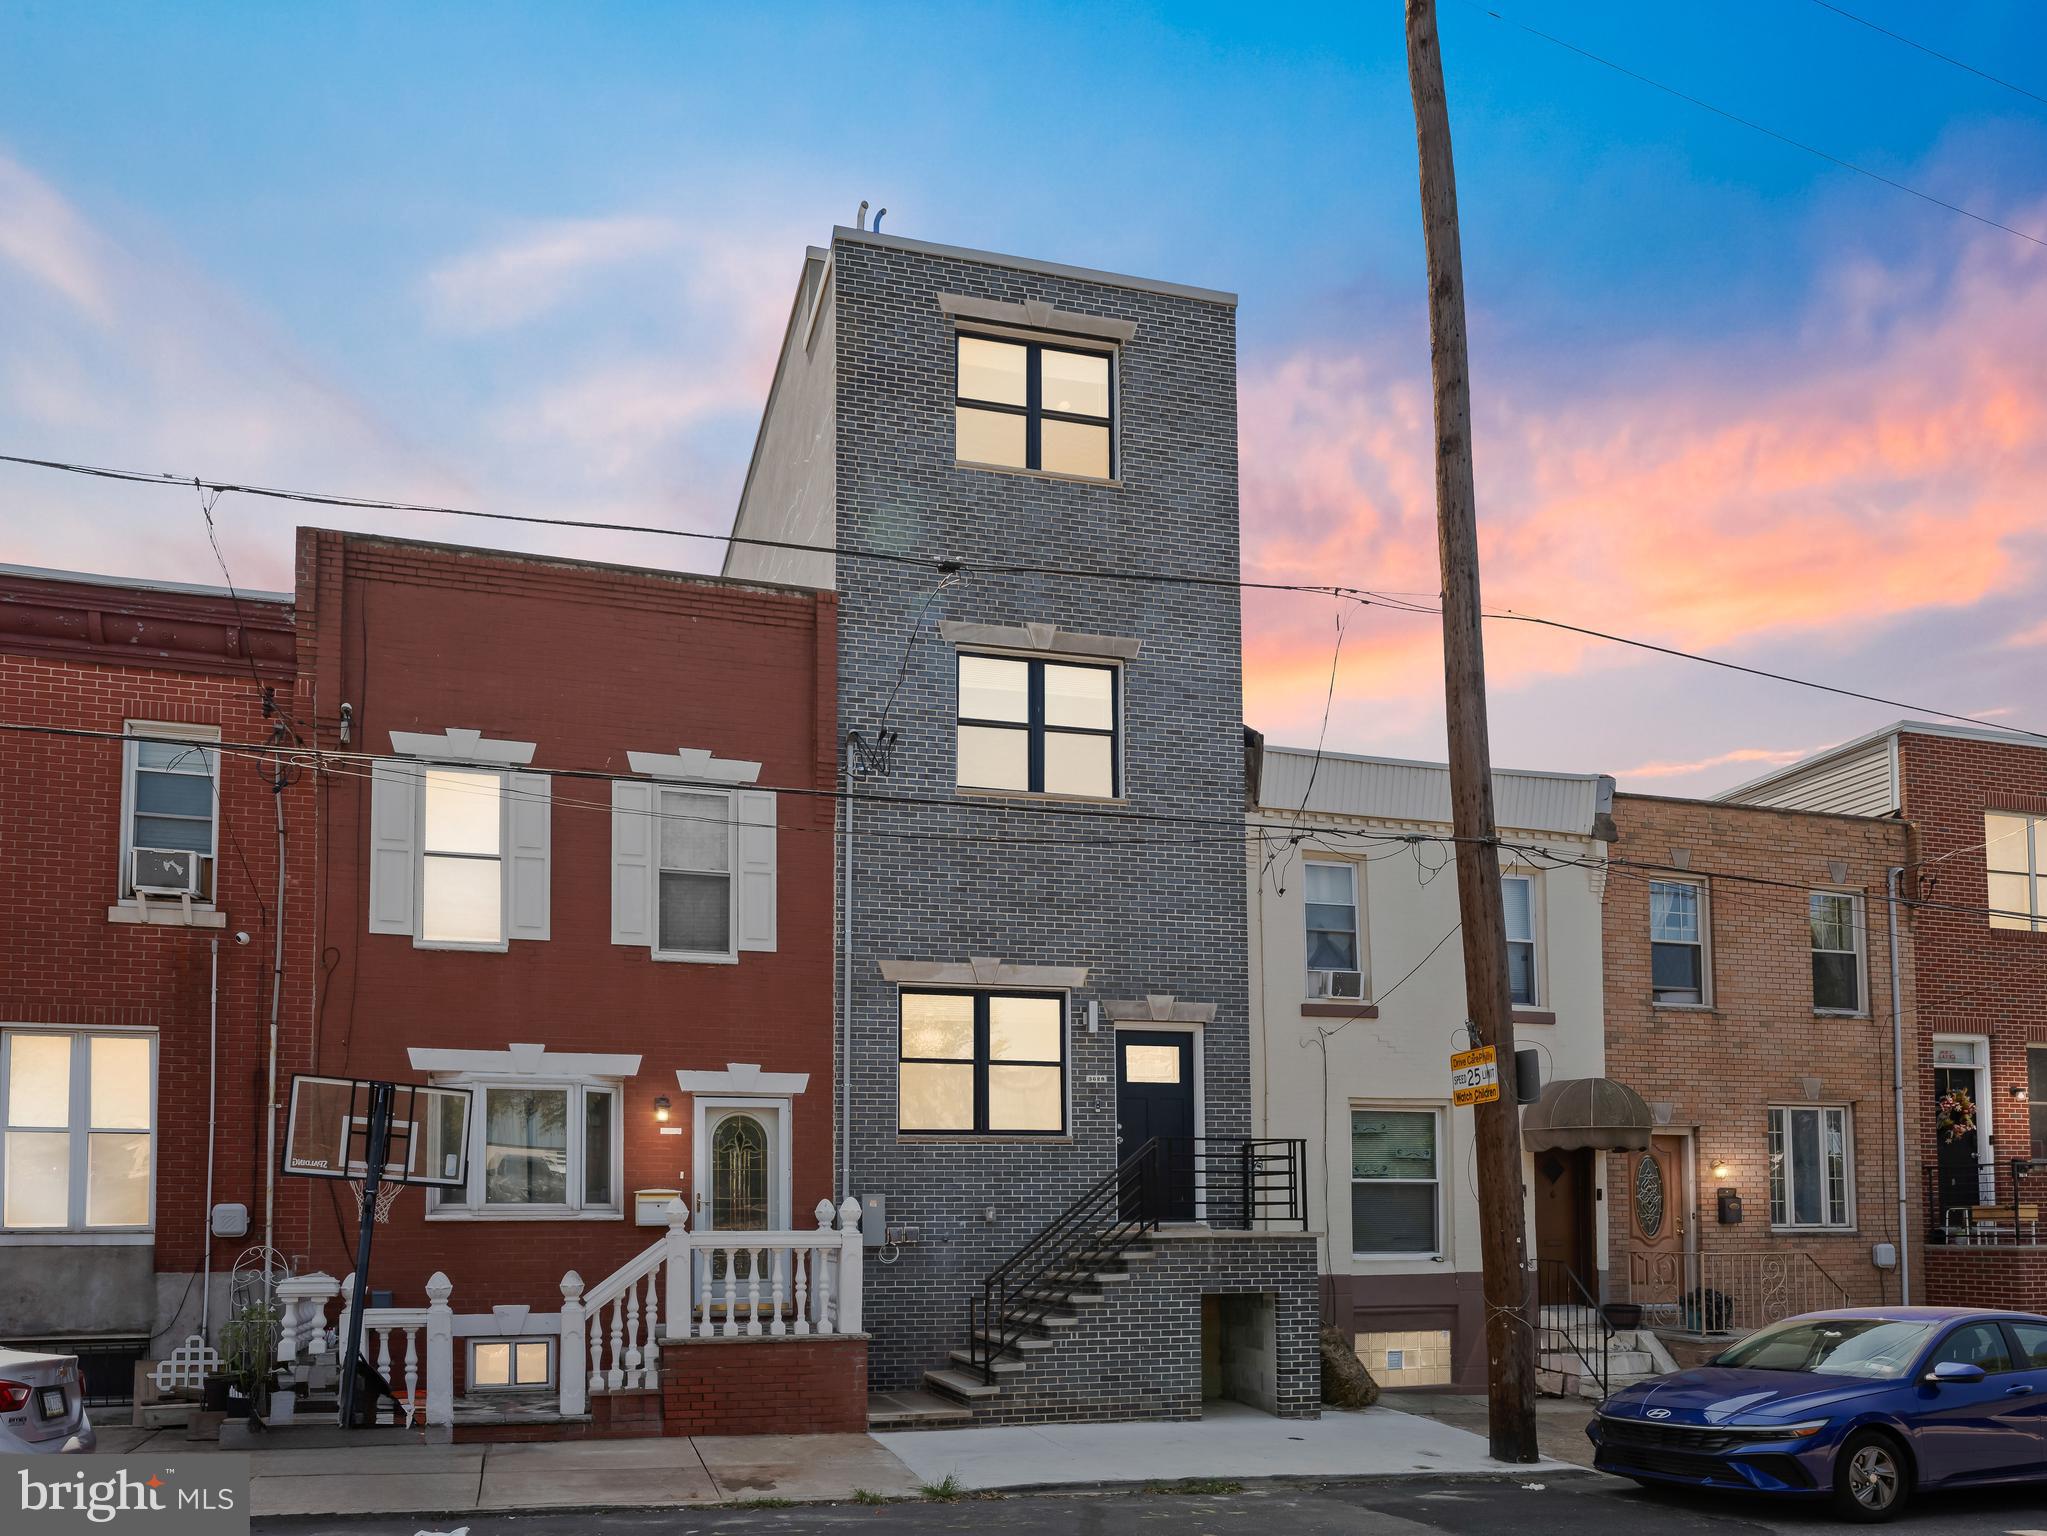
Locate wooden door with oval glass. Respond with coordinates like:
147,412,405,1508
692,1101,787,1308
1626,1133,1688,1320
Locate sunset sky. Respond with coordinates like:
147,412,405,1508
4,2,2043,794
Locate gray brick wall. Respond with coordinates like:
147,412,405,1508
829,232,1266,1390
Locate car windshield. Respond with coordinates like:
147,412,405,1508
1712,1319,1937,1380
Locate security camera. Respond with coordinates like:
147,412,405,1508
234,931,251,945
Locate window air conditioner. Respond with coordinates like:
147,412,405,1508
1308,969,1364,1000
132,847,203,897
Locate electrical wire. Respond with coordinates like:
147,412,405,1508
1804,1,2047,108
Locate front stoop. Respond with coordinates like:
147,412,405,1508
867,1388,973,1430
660,1332,869,1436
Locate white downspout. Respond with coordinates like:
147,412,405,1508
840,742,854,1203
264,749,286,1277
1886,865,1910,1304
202,937,219,1336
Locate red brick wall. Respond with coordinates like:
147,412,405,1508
0,575,310,1301
288,530,839,1328
1898,733,2047,1183
658,1336,867,1435
1923,1247,2047,1314
1603,795,1919,1308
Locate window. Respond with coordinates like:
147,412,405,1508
954,335,1113,479
1986,811,2046,931
1769,1105,1851,1229
1810,892,1864,1013
1305,861,1364,999
1929,1322,2013,1374
432,1080,619,1217
1649,878,1707,1005
956,654,1118,798
2009,1319,2047,1370
1351,1111,1440,1255
469,1338,553,1390
897,991,1065,1135
121,722,219,901
1502,874,1538,1006
1,1031,154,1233
657,789,733,959
2031,1047,2047,1161
420,769,504,945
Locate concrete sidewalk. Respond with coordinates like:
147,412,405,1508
873,1401,1575,1492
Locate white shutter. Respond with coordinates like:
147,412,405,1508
506,771,551,941
734,788,777,953
611,779,655,947
368,760,420,936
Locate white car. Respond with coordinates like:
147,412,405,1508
0,1347,97,1453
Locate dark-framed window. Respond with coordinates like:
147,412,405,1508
897,990,1066,1135
954,334,1114,479
956,653,1119,798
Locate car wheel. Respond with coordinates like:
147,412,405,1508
1833,1431,1910,1523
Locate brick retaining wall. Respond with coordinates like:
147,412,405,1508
659,1335,868,1435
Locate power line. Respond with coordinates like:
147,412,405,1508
6,448,2039,745
1805,1,2047,108
1476,4,2047,252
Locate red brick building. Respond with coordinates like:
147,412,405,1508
0,565,307,1392
1603,793,1919,1334
284,530,839,1401
1726,722,2047,1308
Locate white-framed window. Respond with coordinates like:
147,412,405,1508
368,742,550,949
656,788,735,961
1985,811,2046,931
468,1337,554,1390
1809,891,1865,1013
120,721,220,902
429,1079,620,1220
955,653,1120,799
1502,873,1539,1007
1350,1108,1441,1257
1650,878,1709,1006
1304,860,1365,999
1769,1105,1852,1229
1,1030,155,1234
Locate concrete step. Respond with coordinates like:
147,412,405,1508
1074,1245,1153,1264
949,1348,1027,1375
1046,1269,1131,1285
1004,1309,1078,1330
1019,1287,1103,1306
971,1329,1056,1352
924,1368,1002,1402
868,1388,974,1430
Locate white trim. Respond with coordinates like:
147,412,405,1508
937,291,1139,343
412,765,512,952
106,903,227,929
626,748,763,784
424,1075,624,1221
692,1096,793,1232
673,1063,810,1096
1349,1104,1445,1261
878,957,1090,987
1809,888,1869,1016
1501,868,1543,1009
1302,857,1366,1004
0,1027,157,1236
410,1045,642,1079
1932,1034,1996,1204
466,1335,556,1391
937,620,1141,661
649,785,739,964
1768,1103,1856,1231
1649,875,1713,1008
389,727,536,765
119,720,220,905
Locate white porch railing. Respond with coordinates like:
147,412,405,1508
560,1195,863,1416
274,1271,456,1427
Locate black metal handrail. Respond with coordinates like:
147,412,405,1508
1924,1157,2045,1245
1154,1137,1310,1230
1536,1258,1612,1400
967,1138,1163,1381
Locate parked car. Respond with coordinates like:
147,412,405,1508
0,1346,96,1454
1589,1307,2047,1522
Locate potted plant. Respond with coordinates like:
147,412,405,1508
217,1300,282,1421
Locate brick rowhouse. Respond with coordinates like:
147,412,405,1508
288,529,838,1400
1604,793,1920,1319
0,565,309,1373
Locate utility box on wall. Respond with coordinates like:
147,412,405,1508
1717,1187,1744,1225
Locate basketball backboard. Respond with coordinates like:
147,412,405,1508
282,1075,473,1187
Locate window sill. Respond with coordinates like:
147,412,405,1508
411,938,512,953
0,1230,155,1246
651,949,740,965
1352,1251,1444,1264
956,458,1121,489
426,1208,624,1223
895,1135,1075,1146
1652,1002,1720,1015
1512,1009,1557,1027
107,902,225,930
1814,1010,1868,1020
955,786,1128,807
1768,1225,1857,1236
1303,1002,1378,1019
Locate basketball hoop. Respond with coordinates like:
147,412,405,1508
347,1178,406,1224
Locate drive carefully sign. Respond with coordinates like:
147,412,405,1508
1450,1045,1500,1106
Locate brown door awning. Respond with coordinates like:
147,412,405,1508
1521,1077,1653,1152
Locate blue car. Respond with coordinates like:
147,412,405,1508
1589,1306,2047,1522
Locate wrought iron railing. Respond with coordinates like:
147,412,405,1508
1629,1249,1850,1334
1535,1258,1611,1399
1924,1158,2046,1246
1152,1137,1310,1230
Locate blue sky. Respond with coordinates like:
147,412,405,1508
4,2,2045,790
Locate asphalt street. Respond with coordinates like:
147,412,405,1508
256,1472,2047,1536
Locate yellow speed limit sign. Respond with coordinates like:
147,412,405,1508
1451,1044,1500,1106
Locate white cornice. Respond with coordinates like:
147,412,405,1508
409,1043,642,1079
389,728,536,766
878,957,1090,988
626,748,763,784
939,620,1141,661
674,1063,810,1096
1101,995,1216,1024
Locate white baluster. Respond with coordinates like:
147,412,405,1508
560,1271,588,1417
607,1295,625,1390
623,1284,642,1389
817,1245,836,1335
642,1272,660,1387
769,1246,788,1336
746,1247,764,1336
792,1248,811,1336
402,1326,421,1422
696,1249,714,1338
374,1327,394,1424
588,1308,603,1393
721,1248,738,1337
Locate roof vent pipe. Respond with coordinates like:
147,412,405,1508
873,207,887,233
856,199,868,231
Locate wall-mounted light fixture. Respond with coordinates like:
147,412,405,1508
654,1095,672,1123
1711,1158,1731,1180
2011,1085,2030,1103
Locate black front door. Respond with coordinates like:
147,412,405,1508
1936,1065,1982,1222
1117,1032,1196,1220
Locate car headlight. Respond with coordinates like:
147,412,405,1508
1727,1419,1831,1439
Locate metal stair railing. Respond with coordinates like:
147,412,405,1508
1535,1258,1612,1400
966,1139,1163,1383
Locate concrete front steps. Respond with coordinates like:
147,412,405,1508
901,1241,1157,1425
1536,1306,1678,1400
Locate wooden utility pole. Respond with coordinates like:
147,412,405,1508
1404,0,1538,1463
